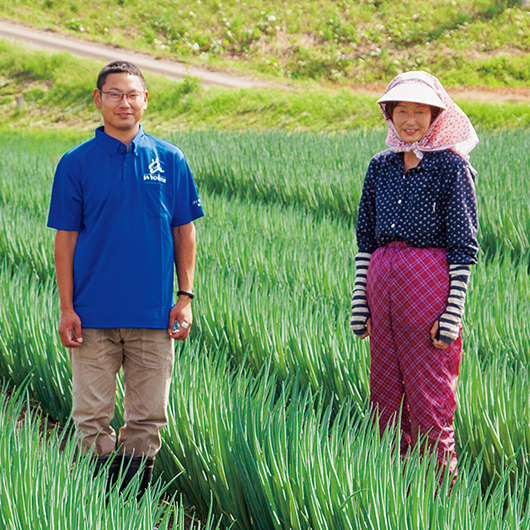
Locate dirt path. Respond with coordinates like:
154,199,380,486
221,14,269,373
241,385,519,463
0,18,284,89
2,18,530,103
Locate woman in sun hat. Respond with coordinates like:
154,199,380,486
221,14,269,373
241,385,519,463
350,71,479,483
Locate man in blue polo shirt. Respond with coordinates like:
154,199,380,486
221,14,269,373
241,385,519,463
47,61,204,494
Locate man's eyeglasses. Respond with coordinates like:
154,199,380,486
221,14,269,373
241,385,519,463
97,89,146,102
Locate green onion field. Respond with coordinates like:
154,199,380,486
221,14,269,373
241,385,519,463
1,127,530,528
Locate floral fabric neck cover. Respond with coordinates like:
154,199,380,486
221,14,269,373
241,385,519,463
379,71,479,162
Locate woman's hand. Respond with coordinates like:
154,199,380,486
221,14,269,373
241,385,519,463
358,317,372,340
430,320,449,350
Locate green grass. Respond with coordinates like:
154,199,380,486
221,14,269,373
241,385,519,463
2,129,530,529
0,384,221,530
2,41,530,134
160,343,530,529
1,4,530,522
1,0,530,86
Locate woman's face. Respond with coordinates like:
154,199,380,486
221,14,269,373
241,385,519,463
392,101,432,143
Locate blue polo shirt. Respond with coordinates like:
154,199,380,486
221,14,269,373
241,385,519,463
47,126,204,329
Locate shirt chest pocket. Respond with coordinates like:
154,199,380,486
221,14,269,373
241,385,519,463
409,174,442,203
409,176,444,227
142,182,170,218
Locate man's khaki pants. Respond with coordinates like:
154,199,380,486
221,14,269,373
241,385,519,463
68,328,174,457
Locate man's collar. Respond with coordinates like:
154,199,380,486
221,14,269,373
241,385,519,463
95,125,145,155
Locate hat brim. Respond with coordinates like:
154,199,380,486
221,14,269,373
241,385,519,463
377,83,447,110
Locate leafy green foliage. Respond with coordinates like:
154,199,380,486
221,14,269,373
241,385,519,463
2,43,530,133
2,0,530,84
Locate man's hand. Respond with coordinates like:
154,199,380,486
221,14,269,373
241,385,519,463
430,320,450,350
168,296,193,340
58,308,83,348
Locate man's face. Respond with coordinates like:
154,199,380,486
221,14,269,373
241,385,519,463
93,73,148,138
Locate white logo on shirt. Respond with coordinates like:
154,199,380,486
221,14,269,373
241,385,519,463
149,157,164,175
144,156,166,183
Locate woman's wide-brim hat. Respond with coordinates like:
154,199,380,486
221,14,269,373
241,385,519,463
377,81,447,110
377,71,478,163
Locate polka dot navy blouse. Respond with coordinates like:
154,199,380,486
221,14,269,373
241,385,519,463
356,149,479,265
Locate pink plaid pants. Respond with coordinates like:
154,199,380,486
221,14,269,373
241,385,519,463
366,241,462,480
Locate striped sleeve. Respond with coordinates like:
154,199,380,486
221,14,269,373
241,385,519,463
350,252,372,335
438,264,471,344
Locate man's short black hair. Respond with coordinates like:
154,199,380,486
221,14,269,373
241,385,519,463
97,61,147,90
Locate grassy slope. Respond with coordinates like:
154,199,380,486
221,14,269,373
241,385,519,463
1,0,530,87
1,40,530,134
